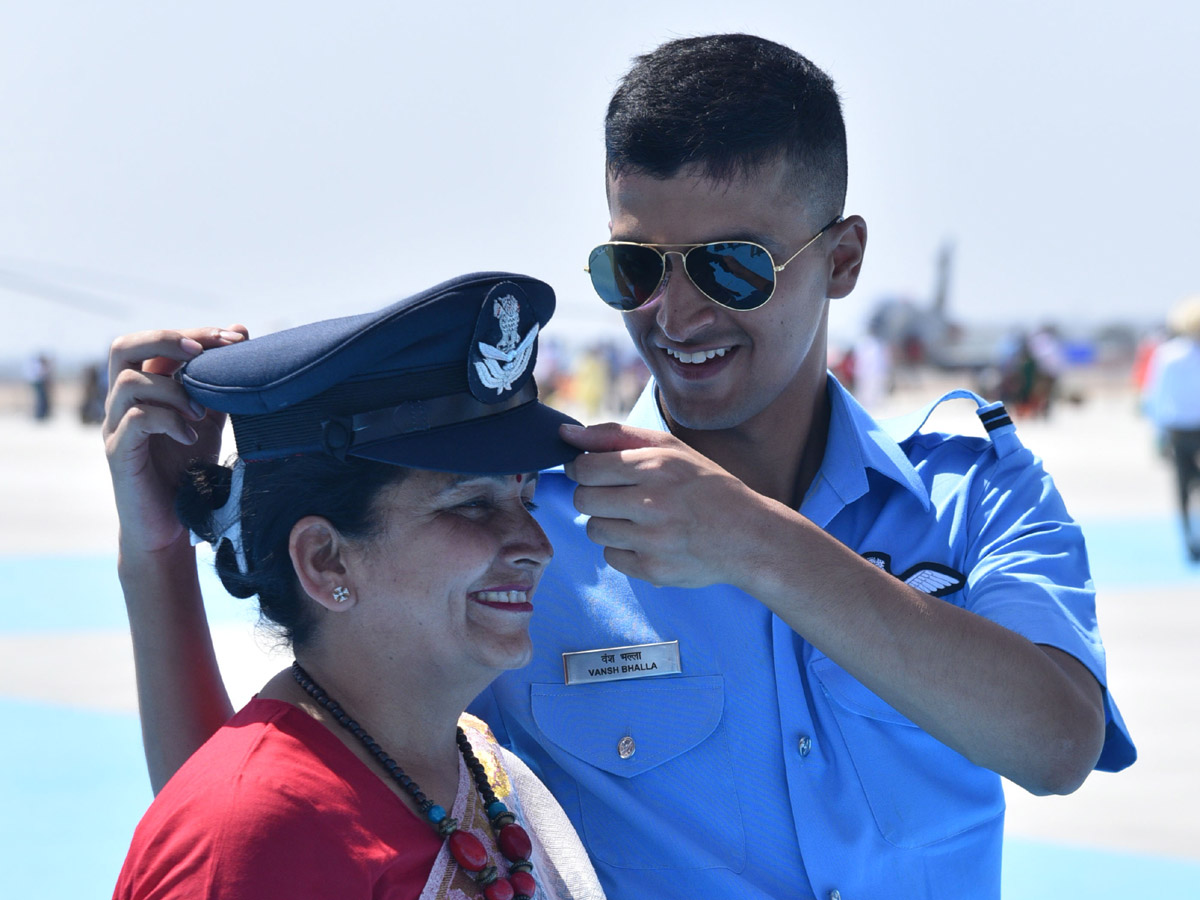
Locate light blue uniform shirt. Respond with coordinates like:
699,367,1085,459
471,377,1135,899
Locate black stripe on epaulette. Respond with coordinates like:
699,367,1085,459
977,405,1014,432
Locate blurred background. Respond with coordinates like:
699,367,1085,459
1,2,1198,897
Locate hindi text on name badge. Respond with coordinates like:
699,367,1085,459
562,640,681,685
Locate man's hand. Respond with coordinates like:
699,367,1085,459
561,422,767,587
103,326,248,554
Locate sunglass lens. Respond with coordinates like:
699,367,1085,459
685,242,776,310
588,244,665,311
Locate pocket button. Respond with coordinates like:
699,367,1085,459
617,736,636,759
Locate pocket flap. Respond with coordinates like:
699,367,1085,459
530,676,724,778
811,656,915,726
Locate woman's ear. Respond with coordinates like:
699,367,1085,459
289,516,355,612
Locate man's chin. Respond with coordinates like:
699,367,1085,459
655,385,751,433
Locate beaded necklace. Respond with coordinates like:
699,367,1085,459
290,662,537,900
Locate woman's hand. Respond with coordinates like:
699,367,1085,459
103,326,248,555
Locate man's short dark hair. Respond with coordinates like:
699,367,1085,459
605,34,848,219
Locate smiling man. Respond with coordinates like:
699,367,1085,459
470,33,1135,899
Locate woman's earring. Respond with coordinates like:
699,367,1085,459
332,586,350,604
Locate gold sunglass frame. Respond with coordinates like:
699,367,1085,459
585,216,843,311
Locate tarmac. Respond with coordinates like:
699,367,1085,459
1,370,1197,895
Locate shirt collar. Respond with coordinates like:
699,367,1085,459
811,375,931,517
623,376,931,519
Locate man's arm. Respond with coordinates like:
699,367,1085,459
104,327,245,792
562,423,1106,796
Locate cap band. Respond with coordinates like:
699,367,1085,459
231,373,539,461
325,382,539,458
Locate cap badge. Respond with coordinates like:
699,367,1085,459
474,293,538,395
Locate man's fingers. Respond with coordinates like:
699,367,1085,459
602,546,652,584
560,421,674,453
584,515,642,552
567,451,643,487
566,441,692,486
573,483,656,520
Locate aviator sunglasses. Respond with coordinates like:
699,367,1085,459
585,216,843,312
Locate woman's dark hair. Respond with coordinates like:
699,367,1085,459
605,33,848,220
177,454,410,648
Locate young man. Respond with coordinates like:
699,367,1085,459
117,33,1132,900
470,34,1133,899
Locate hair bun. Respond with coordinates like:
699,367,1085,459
176,461,233,543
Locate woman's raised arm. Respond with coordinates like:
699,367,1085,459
103,326,247,793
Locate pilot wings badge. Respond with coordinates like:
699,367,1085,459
474,293,539,395
861,551,966,598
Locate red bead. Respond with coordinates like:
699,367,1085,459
497,823,532,862
448,830,488,871
510,870,537,899
483,877,514,900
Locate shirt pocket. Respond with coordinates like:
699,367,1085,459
810,657,1004,848
530,675,746,870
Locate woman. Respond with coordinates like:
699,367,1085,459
107,272,604,899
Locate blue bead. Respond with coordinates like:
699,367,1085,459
427,805,447,823
486,801,508,819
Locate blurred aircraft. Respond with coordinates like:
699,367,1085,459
866,242,1010,372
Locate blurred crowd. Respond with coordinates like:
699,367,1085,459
534,337,649,423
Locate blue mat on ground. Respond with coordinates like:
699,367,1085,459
1002,837,1200,897
0,548,257,633
0,699,150,898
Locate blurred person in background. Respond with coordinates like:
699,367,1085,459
1028,324,1067,418
997,331,1041,417
849,326,891,410
1142,295,1200,562
24,350,53,421
79,361,107,424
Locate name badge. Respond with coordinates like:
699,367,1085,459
562,640,681,685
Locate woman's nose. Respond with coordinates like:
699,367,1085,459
506,507,553,569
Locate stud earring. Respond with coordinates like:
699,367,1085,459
332,586,350,604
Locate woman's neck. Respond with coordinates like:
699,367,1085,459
259,650,491,813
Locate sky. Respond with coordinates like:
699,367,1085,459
1,0,1197,367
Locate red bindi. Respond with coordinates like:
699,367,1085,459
515,473,523,483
